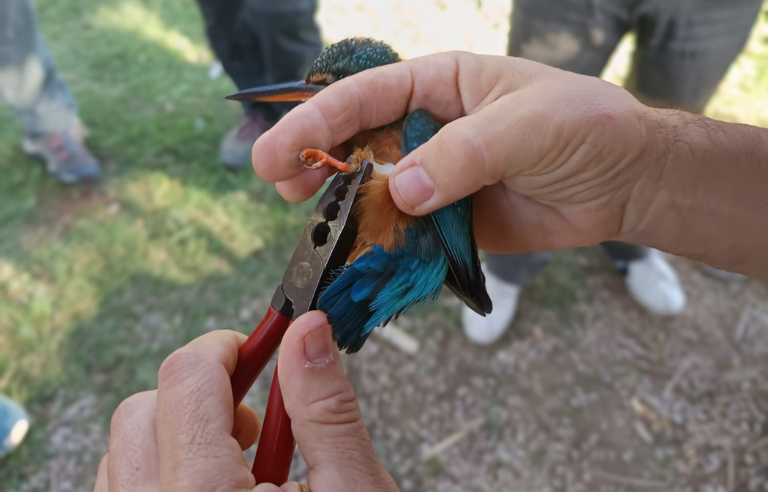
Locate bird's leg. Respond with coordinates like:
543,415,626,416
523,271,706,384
297,149,359,173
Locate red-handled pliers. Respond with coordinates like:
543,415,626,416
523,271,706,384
228,160,373,485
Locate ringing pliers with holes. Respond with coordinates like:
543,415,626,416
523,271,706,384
228,160,373,486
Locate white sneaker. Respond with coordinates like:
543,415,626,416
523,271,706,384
624,249,686,315
462,266,521,346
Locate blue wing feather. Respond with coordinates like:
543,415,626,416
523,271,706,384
349,275,380,302
318,226,446,353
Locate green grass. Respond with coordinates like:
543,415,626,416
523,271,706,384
0,0,315,487
1,0,767,489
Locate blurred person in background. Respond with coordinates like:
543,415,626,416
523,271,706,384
462,0,763,346
0,0,100,184
195,0,322,168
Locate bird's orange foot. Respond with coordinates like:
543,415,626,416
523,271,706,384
297,149,359,173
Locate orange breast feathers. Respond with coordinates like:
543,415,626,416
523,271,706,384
347,122,414,261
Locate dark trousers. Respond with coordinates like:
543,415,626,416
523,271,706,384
487,0,762,286
195,0,322,121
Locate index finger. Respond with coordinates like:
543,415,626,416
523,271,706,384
252,51,531,186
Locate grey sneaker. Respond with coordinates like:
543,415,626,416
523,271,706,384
0,396,29,459
219,113,276,169
23,127,101,184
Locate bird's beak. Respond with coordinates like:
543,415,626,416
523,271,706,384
225,80,325,102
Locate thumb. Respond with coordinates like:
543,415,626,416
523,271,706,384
389,100,522,216
277,311,399,492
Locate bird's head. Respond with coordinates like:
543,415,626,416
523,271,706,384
226,37,400,102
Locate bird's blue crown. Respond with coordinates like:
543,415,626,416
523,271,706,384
306,37,401,84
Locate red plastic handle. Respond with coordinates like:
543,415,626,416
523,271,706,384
230,306,291,407
229,307,296,485
252,363,295,485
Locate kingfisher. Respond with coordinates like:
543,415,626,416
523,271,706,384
228,37,492,353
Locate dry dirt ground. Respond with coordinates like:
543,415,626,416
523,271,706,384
347,255,768,492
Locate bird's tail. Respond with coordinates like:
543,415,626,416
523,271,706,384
318,249,392,353
318,235,446,353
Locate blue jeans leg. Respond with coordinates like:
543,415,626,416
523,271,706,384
0,0,79,135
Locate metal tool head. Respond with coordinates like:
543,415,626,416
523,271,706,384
271,160,374,319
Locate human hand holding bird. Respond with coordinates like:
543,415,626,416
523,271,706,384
229,38,493,352
251,43,656,256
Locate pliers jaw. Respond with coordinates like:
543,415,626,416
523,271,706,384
271,160,374,319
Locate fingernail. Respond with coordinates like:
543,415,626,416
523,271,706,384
303,325,336,367
393,165,435,208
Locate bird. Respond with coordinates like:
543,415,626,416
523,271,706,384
227,37,492,353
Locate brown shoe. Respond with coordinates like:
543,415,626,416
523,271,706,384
219,113,276,169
